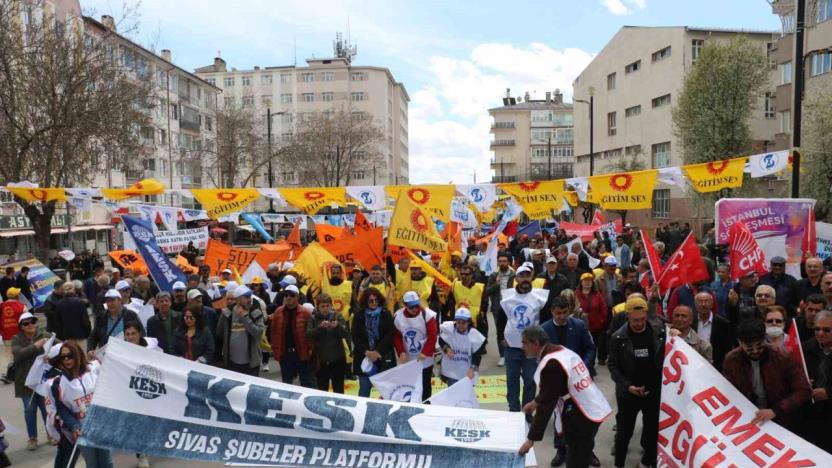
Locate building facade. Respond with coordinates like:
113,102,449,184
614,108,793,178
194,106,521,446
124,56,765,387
194,51,410,189
489,90,574,183
572,26,780,228
769,0,832,151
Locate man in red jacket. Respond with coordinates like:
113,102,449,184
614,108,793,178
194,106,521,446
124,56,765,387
1,287,26,342
270,285,315,388
393,291,439,402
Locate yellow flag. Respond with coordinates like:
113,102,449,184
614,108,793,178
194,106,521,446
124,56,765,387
407,251,453,289
683,157,746,193
589,170,658,210
191,188,260,220
6,187,66,203
279,187,347,214
101,178,165,201
498,181,564,220
385,185,455,222
290,242,340,294
389,191,448,253
564,191,579,207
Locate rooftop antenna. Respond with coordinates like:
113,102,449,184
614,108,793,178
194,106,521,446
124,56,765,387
293,36,297,66
333,31,357,64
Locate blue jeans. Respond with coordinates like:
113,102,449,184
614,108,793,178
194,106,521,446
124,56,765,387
505,347,537,412
79,444,113,468
279,351,315,388
358,375,373,397
21,393,46,439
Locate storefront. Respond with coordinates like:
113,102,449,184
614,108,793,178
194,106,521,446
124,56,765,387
0,211,114,260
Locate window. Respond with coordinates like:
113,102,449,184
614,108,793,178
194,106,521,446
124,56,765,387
811,52,832,76
766,43,777,69
322,72,334,81
224,96,235,108
205,117,212,132
607,73,616,90
301,93,314,102
652,142,671,168
160,129,167,145
262,95,272,107
652,46,671,62
170,104,178,120
781,61,792,84
607,112,617,136
691,39,704,63
280,113,293,124
242,76,251,86
531,129,552,142
322,92,334,102
625,145,642,156
301,72,314,82
261,74,273,84
280,93,292,104
625,60,641,74
223,76,234,87
242,96,254,108
555,128,573,145
352,171,366,179
350,71,366,81
625,105,641,118
351,92,365,102
280,73,291,84
651,94,671,108
819,0,832,23
781,12,795,35
764,92,776,119
652,189,670,219
205,78,216,86
780,110,792,134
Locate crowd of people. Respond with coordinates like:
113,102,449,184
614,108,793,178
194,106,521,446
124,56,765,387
0,219,830,468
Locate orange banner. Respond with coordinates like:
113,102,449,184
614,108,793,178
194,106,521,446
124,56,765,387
109,250,149,275
322,228,385,269
354,211,373,234
253,248,303,270
203,239,259,276
176,255,199,274
315,223,345,244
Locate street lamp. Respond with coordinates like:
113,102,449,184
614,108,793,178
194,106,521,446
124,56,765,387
266,108,287,212
575,87,595,177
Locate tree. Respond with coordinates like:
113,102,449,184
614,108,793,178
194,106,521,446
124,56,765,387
672,36,770,208
603,152,646,225
801,80,832,221
282,107,385,187
0,1,154,255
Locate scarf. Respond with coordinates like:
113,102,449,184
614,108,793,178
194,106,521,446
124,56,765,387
365,307,382,349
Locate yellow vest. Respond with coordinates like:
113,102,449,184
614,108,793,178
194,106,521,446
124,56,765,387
395,269,410,303
409,276,435,309
532,278,546,289
322,280,353,319
613,303,626,314
452,281,484,324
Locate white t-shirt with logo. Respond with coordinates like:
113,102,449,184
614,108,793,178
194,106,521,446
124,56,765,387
394,308,438,369
500,288,548,348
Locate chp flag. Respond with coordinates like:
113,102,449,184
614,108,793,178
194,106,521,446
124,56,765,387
655,232,709,292
81,339,527,467
728,221,769,280
659,334,832,467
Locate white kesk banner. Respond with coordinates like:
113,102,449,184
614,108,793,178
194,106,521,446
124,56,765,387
124,226,209,255
429,377,479,409
369,359,423,403
81,340,526,467
659,335,832,467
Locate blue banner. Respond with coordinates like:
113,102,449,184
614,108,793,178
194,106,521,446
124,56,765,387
6,259,60,308
516,220,541,238
241,213,273,242
121,215,186,292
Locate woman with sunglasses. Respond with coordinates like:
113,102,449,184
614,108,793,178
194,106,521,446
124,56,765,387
48,341,111,468
173,303,215,364
763,305,790,348
351,288,395,397
11,312,52,450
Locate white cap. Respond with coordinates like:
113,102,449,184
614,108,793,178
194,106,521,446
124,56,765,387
18,311,35,324
222,269,232,275
279,275,297,286
186,289,203,300
604,256,618,266
516,265,533,275
284,285,300,295
224,281,239,292
232,285,252,298
104,289,121,300
545,256,558,264
301,303,315,313
454,307,472,321
403,291,420,306
172,281,187,291
115,280,131,291
282,261,295,271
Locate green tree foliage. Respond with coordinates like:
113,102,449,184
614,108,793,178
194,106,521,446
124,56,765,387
801,80,832,221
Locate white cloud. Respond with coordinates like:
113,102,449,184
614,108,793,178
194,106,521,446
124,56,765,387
409,43,594,184
601,0,647,16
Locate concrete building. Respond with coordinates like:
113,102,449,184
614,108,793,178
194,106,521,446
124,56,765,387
572,26,780,227
769,0,832,151
489,89,574,183
194,40,410,189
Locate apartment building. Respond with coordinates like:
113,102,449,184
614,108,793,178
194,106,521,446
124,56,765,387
572,26,780,227
489,89,574,183
769,0,832,151
194,45,410,188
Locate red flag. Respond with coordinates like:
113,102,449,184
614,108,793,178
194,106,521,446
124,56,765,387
503,220,518,237
802,208,817,261
786,318,811,385
728,221,768,281
591,210,606,226
656,233,709,292
354,210,373,234
640,229,663,282
286,221,301,248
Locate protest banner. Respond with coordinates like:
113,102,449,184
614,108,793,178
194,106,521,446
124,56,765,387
203,239,259,276
83,340,526,467
816,221,832,260
428,377,479,409
4,259,61,308
109,250,150,276
321,228,385,268
715,198,815,277
124,226,209,255
122,216,187,292
659,335,832,467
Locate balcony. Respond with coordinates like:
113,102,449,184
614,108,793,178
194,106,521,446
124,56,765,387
490,158,517,167
491,121,516,129
181,175,202,187
490,139,515,148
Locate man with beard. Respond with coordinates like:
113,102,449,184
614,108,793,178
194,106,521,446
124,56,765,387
537,257,569,322
359,265,394,311
322,264,354,321
171,281,189,312
486,253,515,366
405,264,440,312
446,264,488,335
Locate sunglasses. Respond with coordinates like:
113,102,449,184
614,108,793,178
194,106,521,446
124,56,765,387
816,327,832,333
765,319,784,324
406,303,420,309
184,315,195,320
284,293,298,297
367,298,378,303
20,320,37,326
60,354,74,361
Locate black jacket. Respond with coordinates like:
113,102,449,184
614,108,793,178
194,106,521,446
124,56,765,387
536,272,570,322
693,312,735,371
173,326,215,363
147,310,183,354
54,297,91,341
87,308,141,350
802,338,832,416
351,308,396,375
607,320,666,398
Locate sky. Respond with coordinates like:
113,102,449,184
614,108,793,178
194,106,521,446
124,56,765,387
82,0,781,185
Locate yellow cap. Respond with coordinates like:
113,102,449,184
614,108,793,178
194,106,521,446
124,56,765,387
251,276,263,285
5,287,20,298
625,296,648,311
580,273,594,281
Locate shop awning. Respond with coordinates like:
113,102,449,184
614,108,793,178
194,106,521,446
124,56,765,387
0,224,114,238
